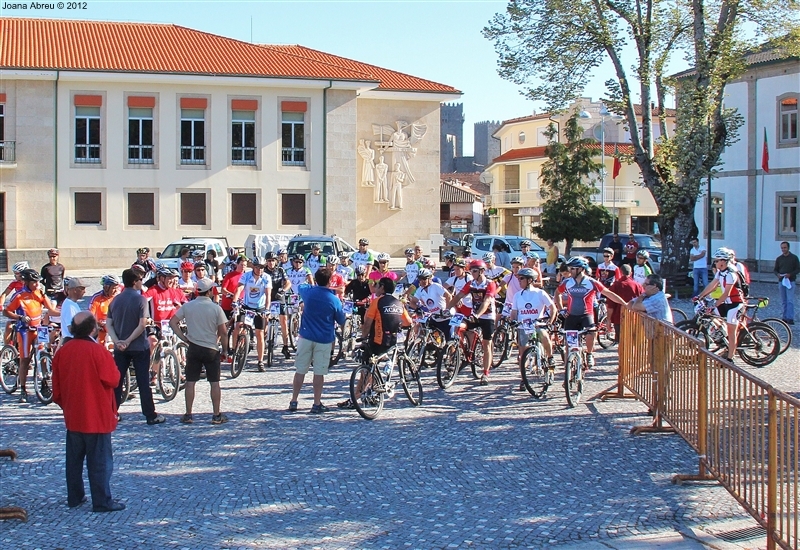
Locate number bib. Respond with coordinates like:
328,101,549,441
501,301,513,317
343,301,354,316
522,319,537,335
37,326,50,344
244,310,256,327
449,313,465,327
565,330,580,351
160,320,173,337
269,302,281,317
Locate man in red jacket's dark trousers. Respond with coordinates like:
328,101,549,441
52,311,125,512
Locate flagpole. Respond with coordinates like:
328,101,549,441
758,127,769,271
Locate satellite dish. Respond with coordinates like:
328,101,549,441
479,171,493,184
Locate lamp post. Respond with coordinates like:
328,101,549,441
580,106,623,224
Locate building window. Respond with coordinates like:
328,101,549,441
231,192,257,225
281,193,306,226
777,193,798,239
518,131,526,145
232,110,256,165
282,112,305,166
440,203,451,220
779,95,798,145
0,103,8,162
180,109,205,165
127,192,155,226
709,193,724,238
180,192,207,226
75,106,101,163
74,192,102,224
128,107,153,164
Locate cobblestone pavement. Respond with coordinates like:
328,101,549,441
0,277,794,549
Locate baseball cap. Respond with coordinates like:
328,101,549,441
196,278,217,293
66,278,86,289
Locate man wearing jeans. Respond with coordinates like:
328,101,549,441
774,242,799,325
689,237,708,297
107,269,165,425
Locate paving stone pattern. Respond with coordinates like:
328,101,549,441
1,279,795,549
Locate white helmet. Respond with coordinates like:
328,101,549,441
376,253,390,262
12,261,29,273
713,247,734,261
482,252,495,262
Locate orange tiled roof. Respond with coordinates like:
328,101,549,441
492,143,635,163
0,17,460,94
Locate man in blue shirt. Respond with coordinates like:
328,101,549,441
627,274,673,324
288,269,345,414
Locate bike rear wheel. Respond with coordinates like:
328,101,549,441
670,307,688,323
231,332,249,379
350,365,384,420
158,349,182,402
596,316,616,349
760,317,792,355
0,344,19,394
737,322,780,367
675,320,711,348
399,356,423,406
564,352,583,408
266,322,276,368
34,351,53,404
470,336,485,379
491,327,509,368
436,340,461,389
288,315,300,352
520,344,549,398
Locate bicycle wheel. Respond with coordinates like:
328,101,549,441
491,327,509,368
158,349,181,402
520,344,549,397
34,351,53,404
670,307,688,323
399,356,423,406
288,315,300,351
563,352,583,408
406,339,425,369
675,320,710,348
737,322,780,367
350,365,384,420
436,340,462,389
231,331,249,379
470,336,485,379
596,316,616,349
266,323,275,368
760,318,792,355
329,327,343,367
119,368,131,402
0,344,19,394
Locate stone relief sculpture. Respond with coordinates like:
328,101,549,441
357,139,375,187
364,119,427,209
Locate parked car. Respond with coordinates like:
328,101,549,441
285,234,357,259
156,237,230,270
570,233,662,272
469,235,545,258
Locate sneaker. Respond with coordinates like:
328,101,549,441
337,398,355,409
211,413,228,425
309,403,329,414
547,357,556,368
180,413,193,424
69,495,89,508
287,401,298,412
586,353,595,369
116,413,122,422
480,375,489,386
785,319,795,326
92,500,126,513
517,382,526,392
282,345,291,359
146,414,166,425
18,389,28,403
257,362,265,372
149,373,157,387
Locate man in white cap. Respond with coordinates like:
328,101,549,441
60,278,87,344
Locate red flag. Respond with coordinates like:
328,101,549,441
612,144,622,179
762,128,770,173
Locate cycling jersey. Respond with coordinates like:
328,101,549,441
485,265,510,281
596,261,621,287
445,274,473,313
365,294,412,347
368,270,398,284
632,264,652,286
5,288,51,328
220,270,243,311
88,291,115,343
328,272,346,297
1,280,24,304
144,284,185,322
402,261,422,284
238,271,272,309
557,276,606,317
305,253,326,275
336,264,354,281
512,288,554,322
132,258,157,276
715,269,744,304
263,267,288,300
414,282,448,314
350,250,375,270
461,279,497,320
281,261,293,272
285,267,312,292
502,272,524,305
40,263,66,294
345,279,371,304
222,256,240,276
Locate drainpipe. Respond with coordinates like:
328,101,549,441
54,70,59,247
322,80,333,234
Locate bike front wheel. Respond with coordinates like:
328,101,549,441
0,344,19,394
436,340,462,389
158,349,182,402
231,332,249,379
737,322,780,367
470,338,485,379
491,327,509,368
34,351,53,404
760,317,792,355
350,365,384,420
520,344,549,398
399,356,423,406
564,352,583,408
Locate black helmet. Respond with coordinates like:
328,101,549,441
20,269,41,282
359,238,369,245
264,251,277,260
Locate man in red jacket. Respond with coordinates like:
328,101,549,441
608,264,643,344
52,311,124,513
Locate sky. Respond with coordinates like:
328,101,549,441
1,0,685,154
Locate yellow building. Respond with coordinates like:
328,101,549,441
483,99,673,240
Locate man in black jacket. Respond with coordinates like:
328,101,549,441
775,241,799,325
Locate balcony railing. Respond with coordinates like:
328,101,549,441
0,141,15,163
590,186,637,205
282,147,305,166
74,144,101,164
489,188,543,207
488,186,639,208
180,146,206,165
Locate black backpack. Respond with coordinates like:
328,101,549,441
733,269,750,298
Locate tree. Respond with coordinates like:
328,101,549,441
534,114,612,256
484,0,799,276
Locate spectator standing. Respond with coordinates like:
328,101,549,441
608,234,624,266
689,237,708,297
608,264,643,343
627,274,673,324
623,234,640,267
493,243,512,270
52,312,124,512
106,269,165,425
59,278,87,344
288,270,345,414
171,279,229,425
774,241,799,325
40,248,66,304
544,239,559,275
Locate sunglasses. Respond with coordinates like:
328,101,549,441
470,268,481,273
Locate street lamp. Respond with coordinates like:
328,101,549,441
580,106,623,225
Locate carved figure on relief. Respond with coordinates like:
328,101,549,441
389,163,405,210
357,139,375,187
371,120,427,185
374,155,389,203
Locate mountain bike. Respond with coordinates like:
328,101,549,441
518,320,554,398
562,328,591,407
436,314,483,389
491,306,516,368
229,304,257,378
742,296,791,355
405,308,447,372
594,298,616,349
265,301,282,368
286,294,302,352
151,320,185,402
0,323,21,394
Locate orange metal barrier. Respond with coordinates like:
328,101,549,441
613,308,799,550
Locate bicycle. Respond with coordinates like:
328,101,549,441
405,308,447,372
229,303,257,378
349,332,423,420
518,320,555,398
490,309,516,368
594,298,616,349
31,325,56,404
0,322,21,394
286,294,302,352
742,296,791,355
560,328,592,407
150,320,185,402
264,301,282,368
436,314,484,389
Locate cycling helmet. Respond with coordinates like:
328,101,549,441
180,261,195,272
264,251,277,260
326,255,339,265
454,258,466,268
102,274,121,286
527,252,540,260
443,251,456,260
20,269,41,282
193,261,207,269
482,252,495,262
418,268,433,279
405,248,415,256
292,254,305,262
566,257,588,270
518,268,537,279
251,256,264,267
520,240,532,247
376,253,390,262
137,247,150,255
192,250,205,258
157,268,172,278
354,265,367,275
338,251,350,259
227,247,236,256
636,250,650,259
167,268,180,278
358,238,369,246
602,248,615,256
713,247,734,261
469,260,486,271
511,256,525,265
131,263,146,274
47,248,59,256
278,248,288,255
12,261,29,273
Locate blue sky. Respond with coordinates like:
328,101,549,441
3,0,680,154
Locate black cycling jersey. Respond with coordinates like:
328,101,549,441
263,267,288,300
132,258,157,275
345,279,371,303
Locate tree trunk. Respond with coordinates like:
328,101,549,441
564,238,574,257
658,208,698,279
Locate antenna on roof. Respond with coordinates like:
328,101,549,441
250,16,253,43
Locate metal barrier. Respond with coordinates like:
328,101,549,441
610,308,799,550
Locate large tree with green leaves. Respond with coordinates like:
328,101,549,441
535,114,612,255
484,0,799,276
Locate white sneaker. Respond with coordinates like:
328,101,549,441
586,353,595,368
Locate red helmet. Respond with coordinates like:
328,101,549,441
468,260,486,271
180,261,195,272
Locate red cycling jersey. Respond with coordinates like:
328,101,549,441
556,276,606,317
143,284,185,322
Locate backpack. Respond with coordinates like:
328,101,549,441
734,269,750,298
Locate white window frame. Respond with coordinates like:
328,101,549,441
776,192,798,241
180,108,206,166
74,106,101,164
281,111,305,167
777,93,799,148
128,107,154,165
705,193,724,239
231,110,256,166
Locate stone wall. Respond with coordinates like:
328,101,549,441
325,89,358,244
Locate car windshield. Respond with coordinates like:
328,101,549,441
286,240,335,257
636,236,661,249
505,238,544,252
160,243,205,258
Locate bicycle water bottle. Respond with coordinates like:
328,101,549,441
383,360,392,379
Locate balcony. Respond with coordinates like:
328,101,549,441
0,141,15,164
590,186,638,206
489,188,543,207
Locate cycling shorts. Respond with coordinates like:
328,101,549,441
717,302,743,324
16,328,36,359
466,318,495,341
238,307,266,330
564,314,595,332
517,328,548,348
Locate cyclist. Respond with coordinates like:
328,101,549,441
278,248,292,271
555,258,628,368
412,245,437,270
88,274,121,348
409,268,453,339
336,252,355,281
285,255,314,292
4,269,60,403
523,252,544,286
442,251,457,278
350,238,375,275
484,252,510,306
401,248,423,287
178,262,197,296
695,248,745,363
345,265,372,323
444,258,473,318
1,261,30,344
144,269,186,375
632,250,653,286
305,244,327,275
40,248,66,305
132,247,158,282
205,250,220,282
263,252,293,359
501,256,527,310
222,247,240,276
220,255,246,320
323,255,346,298
447,260,497,385
510,267,556,389
596,248,621,287
232,256,273,371
368,253,397,292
